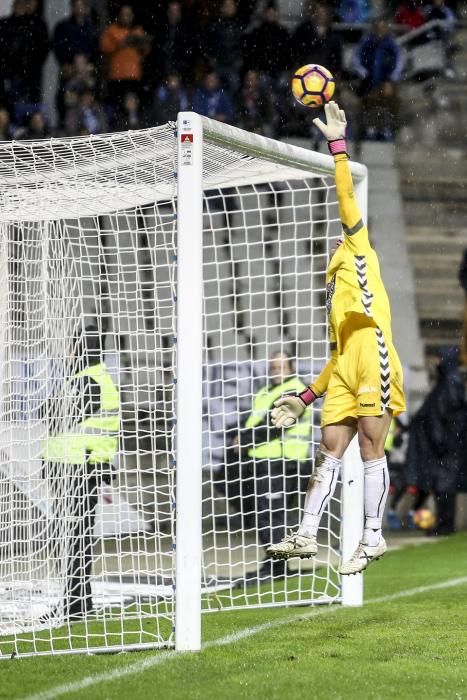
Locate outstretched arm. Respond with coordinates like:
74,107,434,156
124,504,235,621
313,102,369,249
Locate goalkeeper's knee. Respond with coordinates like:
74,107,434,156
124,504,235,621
311,449,341,483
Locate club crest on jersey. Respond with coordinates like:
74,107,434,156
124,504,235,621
326,274,336,316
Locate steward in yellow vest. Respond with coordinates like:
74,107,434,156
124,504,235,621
42,361,120,471
40,326,120,623
239,352,312,583
244,374,312,462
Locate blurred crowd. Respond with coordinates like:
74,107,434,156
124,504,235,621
0,0,458,142
386,347,467,537
382,251,467,537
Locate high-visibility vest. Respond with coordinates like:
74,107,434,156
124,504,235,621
42,362,120,465
245,376,312,461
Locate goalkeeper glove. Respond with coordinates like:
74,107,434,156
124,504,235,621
271,388,317,428
313,101,348,156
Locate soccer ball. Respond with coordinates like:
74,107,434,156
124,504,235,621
291,64,335,109
413,508,436,530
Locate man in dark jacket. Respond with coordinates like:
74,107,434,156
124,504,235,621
293,4,342,78
406,346,466,535
0,0,49,108
244,2,291,86
53,0,98,126
153,1,201,87
53,0,98,67
207,0,244,93
353,17,403,140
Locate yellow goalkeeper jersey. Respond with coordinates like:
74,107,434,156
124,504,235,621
311,153,393,397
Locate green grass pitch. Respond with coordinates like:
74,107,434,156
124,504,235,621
4,533,467,700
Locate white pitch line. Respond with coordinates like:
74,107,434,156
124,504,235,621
22,575,467,700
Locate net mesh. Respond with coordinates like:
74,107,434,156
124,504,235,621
0,208,177,656
0,121,343,657
200,177,342,610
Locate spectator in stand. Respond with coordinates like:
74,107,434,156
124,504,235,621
152,73,189,125
235,69,276,137
53,0,98,127
0,0,49,109
426,0,456,31
395,1,426,30
112,91,149,131
158,1,184,75
149,2,196,88
337,0,372,23
54,0,97,62
236,0,258,27
293,3,342,77
191,71,234,123
459,249,467,367
426,0,457,76
207,0,244,93
65,87,108,136
353,17,404,141
64,53,96,93
0,108,14,141
244,1,291,88
61,54,97,135
63,53,94,98
17,110,50,140
405,346,466,536
100,4,152,109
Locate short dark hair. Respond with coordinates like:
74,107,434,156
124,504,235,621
270,349,295,372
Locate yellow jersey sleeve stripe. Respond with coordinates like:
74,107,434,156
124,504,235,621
342,218,364,236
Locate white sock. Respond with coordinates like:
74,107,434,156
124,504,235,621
298,449,341,539
363,456,389,546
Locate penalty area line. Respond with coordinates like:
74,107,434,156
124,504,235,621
22,575,467,700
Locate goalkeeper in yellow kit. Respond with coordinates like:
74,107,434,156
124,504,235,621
267,102,406,574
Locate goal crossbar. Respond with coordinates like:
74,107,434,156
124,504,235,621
200,115,367,182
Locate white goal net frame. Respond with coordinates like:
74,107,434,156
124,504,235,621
0,112,367,658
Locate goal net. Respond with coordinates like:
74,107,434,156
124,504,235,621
0,114,366,658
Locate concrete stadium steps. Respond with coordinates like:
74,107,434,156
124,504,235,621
397,6,467,362
398,19,467,148
398,151,466,355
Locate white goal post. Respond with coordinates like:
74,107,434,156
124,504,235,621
0,112,367,658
